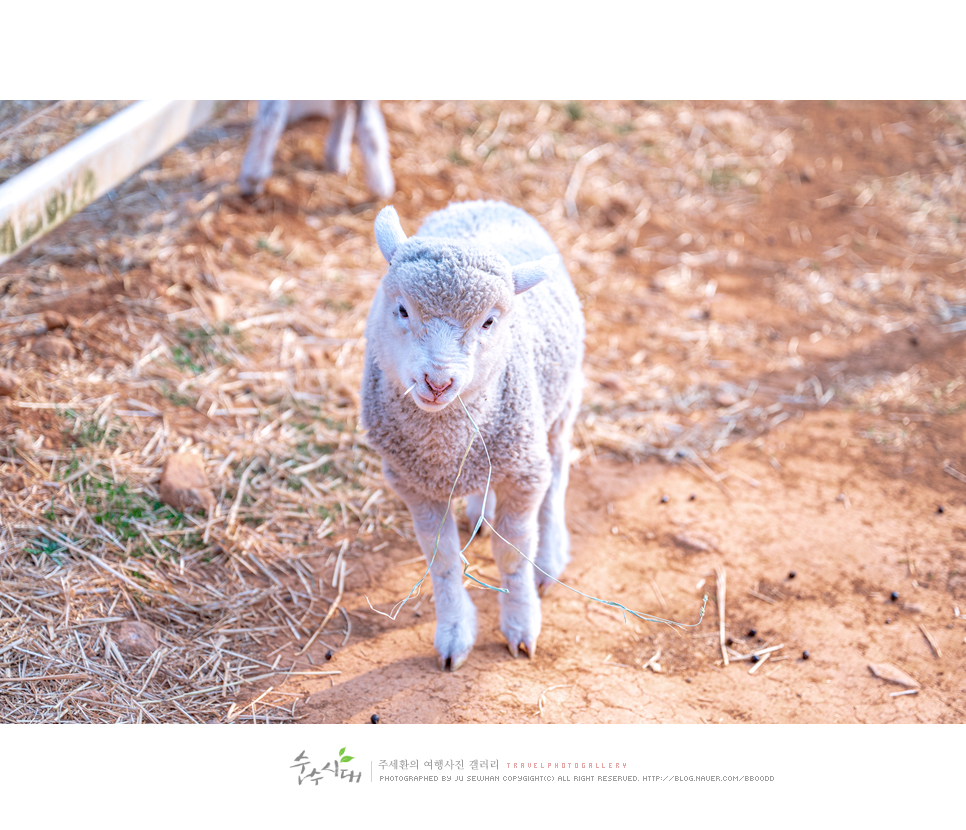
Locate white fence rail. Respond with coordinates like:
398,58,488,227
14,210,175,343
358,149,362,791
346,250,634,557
0,100,220,266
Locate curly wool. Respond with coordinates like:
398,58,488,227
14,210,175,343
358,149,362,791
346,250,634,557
384,240,514,322
361,200,584,502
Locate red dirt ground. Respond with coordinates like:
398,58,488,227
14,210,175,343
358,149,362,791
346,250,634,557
259,102,966,723
278,356,966,725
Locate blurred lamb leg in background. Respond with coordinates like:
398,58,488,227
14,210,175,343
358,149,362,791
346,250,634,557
355,100,394,199
237,100,289,195
323,101,355,175
237,100,394,198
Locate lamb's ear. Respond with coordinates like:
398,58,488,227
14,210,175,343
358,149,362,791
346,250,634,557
511,255,557,295
374,205,407,263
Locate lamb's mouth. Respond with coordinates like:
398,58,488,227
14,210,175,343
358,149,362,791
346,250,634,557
415,393,454,410
404,378,458,410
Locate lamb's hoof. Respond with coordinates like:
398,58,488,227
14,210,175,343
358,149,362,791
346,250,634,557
499,579,541,661
437,652,469,672
368,172,396,201
505,636,537,659
534,550,569,595
536,572,556,596
237,178,265,199
434,618,476,672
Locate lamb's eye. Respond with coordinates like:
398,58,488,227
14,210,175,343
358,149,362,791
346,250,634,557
482,317,495,330
398,304,409,319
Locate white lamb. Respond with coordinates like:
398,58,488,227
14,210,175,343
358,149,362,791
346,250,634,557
238,100,394,198
361,200,585,670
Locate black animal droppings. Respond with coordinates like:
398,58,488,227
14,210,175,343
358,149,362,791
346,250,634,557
802,650,810,659
890,591,899,602
371,714,380,724
325,649,334,660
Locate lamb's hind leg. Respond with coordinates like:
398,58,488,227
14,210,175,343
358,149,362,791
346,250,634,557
465,489,495,538
355,100,395,198
325,101,356,176
238,100,290,196
535,382,581,594
492,481,547,658
384,467,477,671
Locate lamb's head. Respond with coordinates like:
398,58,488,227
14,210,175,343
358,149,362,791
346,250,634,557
371,206,555,412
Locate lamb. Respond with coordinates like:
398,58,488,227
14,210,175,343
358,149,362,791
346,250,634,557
238,100,394,198
360,200,585,670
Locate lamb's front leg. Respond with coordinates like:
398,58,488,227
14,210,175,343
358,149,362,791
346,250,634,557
492,482,547,658
385,469,477,671
536,380,581,593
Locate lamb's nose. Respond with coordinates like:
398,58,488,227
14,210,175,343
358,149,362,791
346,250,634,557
425,374,453,396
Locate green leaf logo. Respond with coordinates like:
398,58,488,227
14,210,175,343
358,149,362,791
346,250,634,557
339,747,354,763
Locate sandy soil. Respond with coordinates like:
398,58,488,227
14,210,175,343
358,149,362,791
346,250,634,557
287,409,966,723
2,100,964,724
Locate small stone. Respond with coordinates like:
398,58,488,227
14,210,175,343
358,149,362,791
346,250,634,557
660,494,669,504
715,391,739,407
30,335,76,360
159,452,216,515
599,374,629,394
0,369,22,397
1,472,27,491
112,621,160,657
42,310,69,330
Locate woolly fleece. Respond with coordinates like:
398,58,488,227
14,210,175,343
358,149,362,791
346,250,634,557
361,200,584,503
